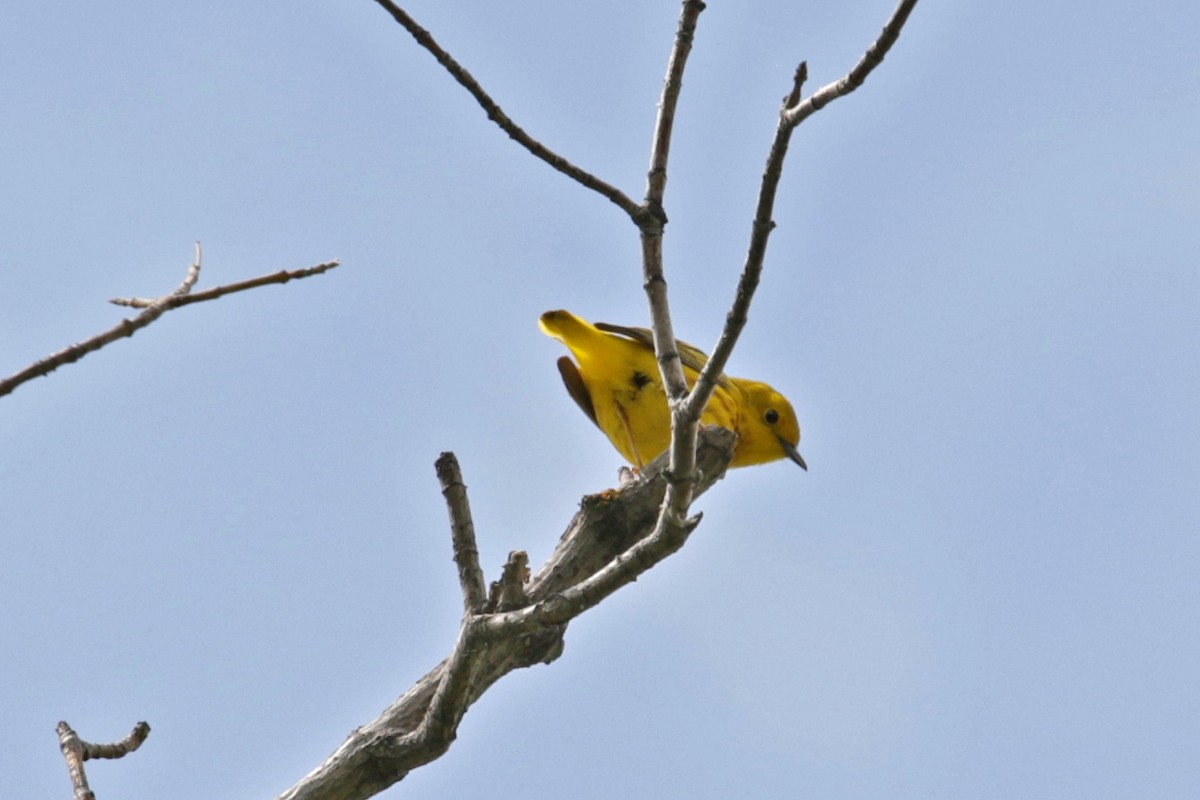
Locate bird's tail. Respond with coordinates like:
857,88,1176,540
538,309,594,345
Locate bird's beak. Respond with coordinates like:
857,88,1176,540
778,435,808,471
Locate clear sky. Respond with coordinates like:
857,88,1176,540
2,2,1197,798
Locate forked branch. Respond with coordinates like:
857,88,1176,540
31,3,915,798
787,0,920,126
367,0,918,503
276,428,736,800
0,245,339,399
689,0,920,422
57,720,150,800
280,3,920,799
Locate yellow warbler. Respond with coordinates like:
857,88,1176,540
539,310,806,470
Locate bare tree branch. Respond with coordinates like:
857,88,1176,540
275,427,735,800
485,550,529,612
644,0,705,222
435,451,487,614
277,3,921,798
31,3,921,797
363,0,714,550
641,1,710,531
369,0,642,220
111,261,339,310
57,720,150,800
689,0,921,421
642,0,707,406
0,248,339,399
787,0,919,126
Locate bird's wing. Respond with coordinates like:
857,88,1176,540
555,356,600,428
594,321,732,388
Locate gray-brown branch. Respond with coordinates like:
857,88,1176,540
435,452,487,613
369,0,641,220
57,720,151,800
275,427,735,800
0,248,338,399
638,0,710,545
279,2,922,797
690,0,921,419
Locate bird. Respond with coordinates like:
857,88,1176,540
539,309,806,470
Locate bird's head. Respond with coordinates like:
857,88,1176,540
734,380,806,470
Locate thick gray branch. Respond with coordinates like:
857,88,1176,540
278,3,922,798
275,428,734,800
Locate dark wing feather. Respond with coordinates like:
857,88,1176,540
594,321,731,388
556,356,599,428
594,321,655,352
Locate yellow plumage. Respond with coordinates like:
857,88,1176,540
539,310,806,470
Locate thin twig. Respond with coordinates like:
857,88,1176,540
784,61,808,109
639,0,709,542
0,248,202,399
57,720,151,800
486,550,529,612
643,0,706,405
0,254,338,399
435,452,487,614
787,0,919,126
111,260,339,310
370,0,641,220
688,0,920,421
644,0,706,219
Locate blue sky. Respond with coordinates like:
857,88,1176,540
2,1,1197,798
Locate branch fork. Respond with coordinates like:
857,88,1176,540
366,0,918,511
1,243,339,398
31,2,922,797
57,721,150,800
280,8,921,797
277,431,734,800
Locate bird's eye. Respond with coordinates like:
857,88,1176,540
764,408,780,425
